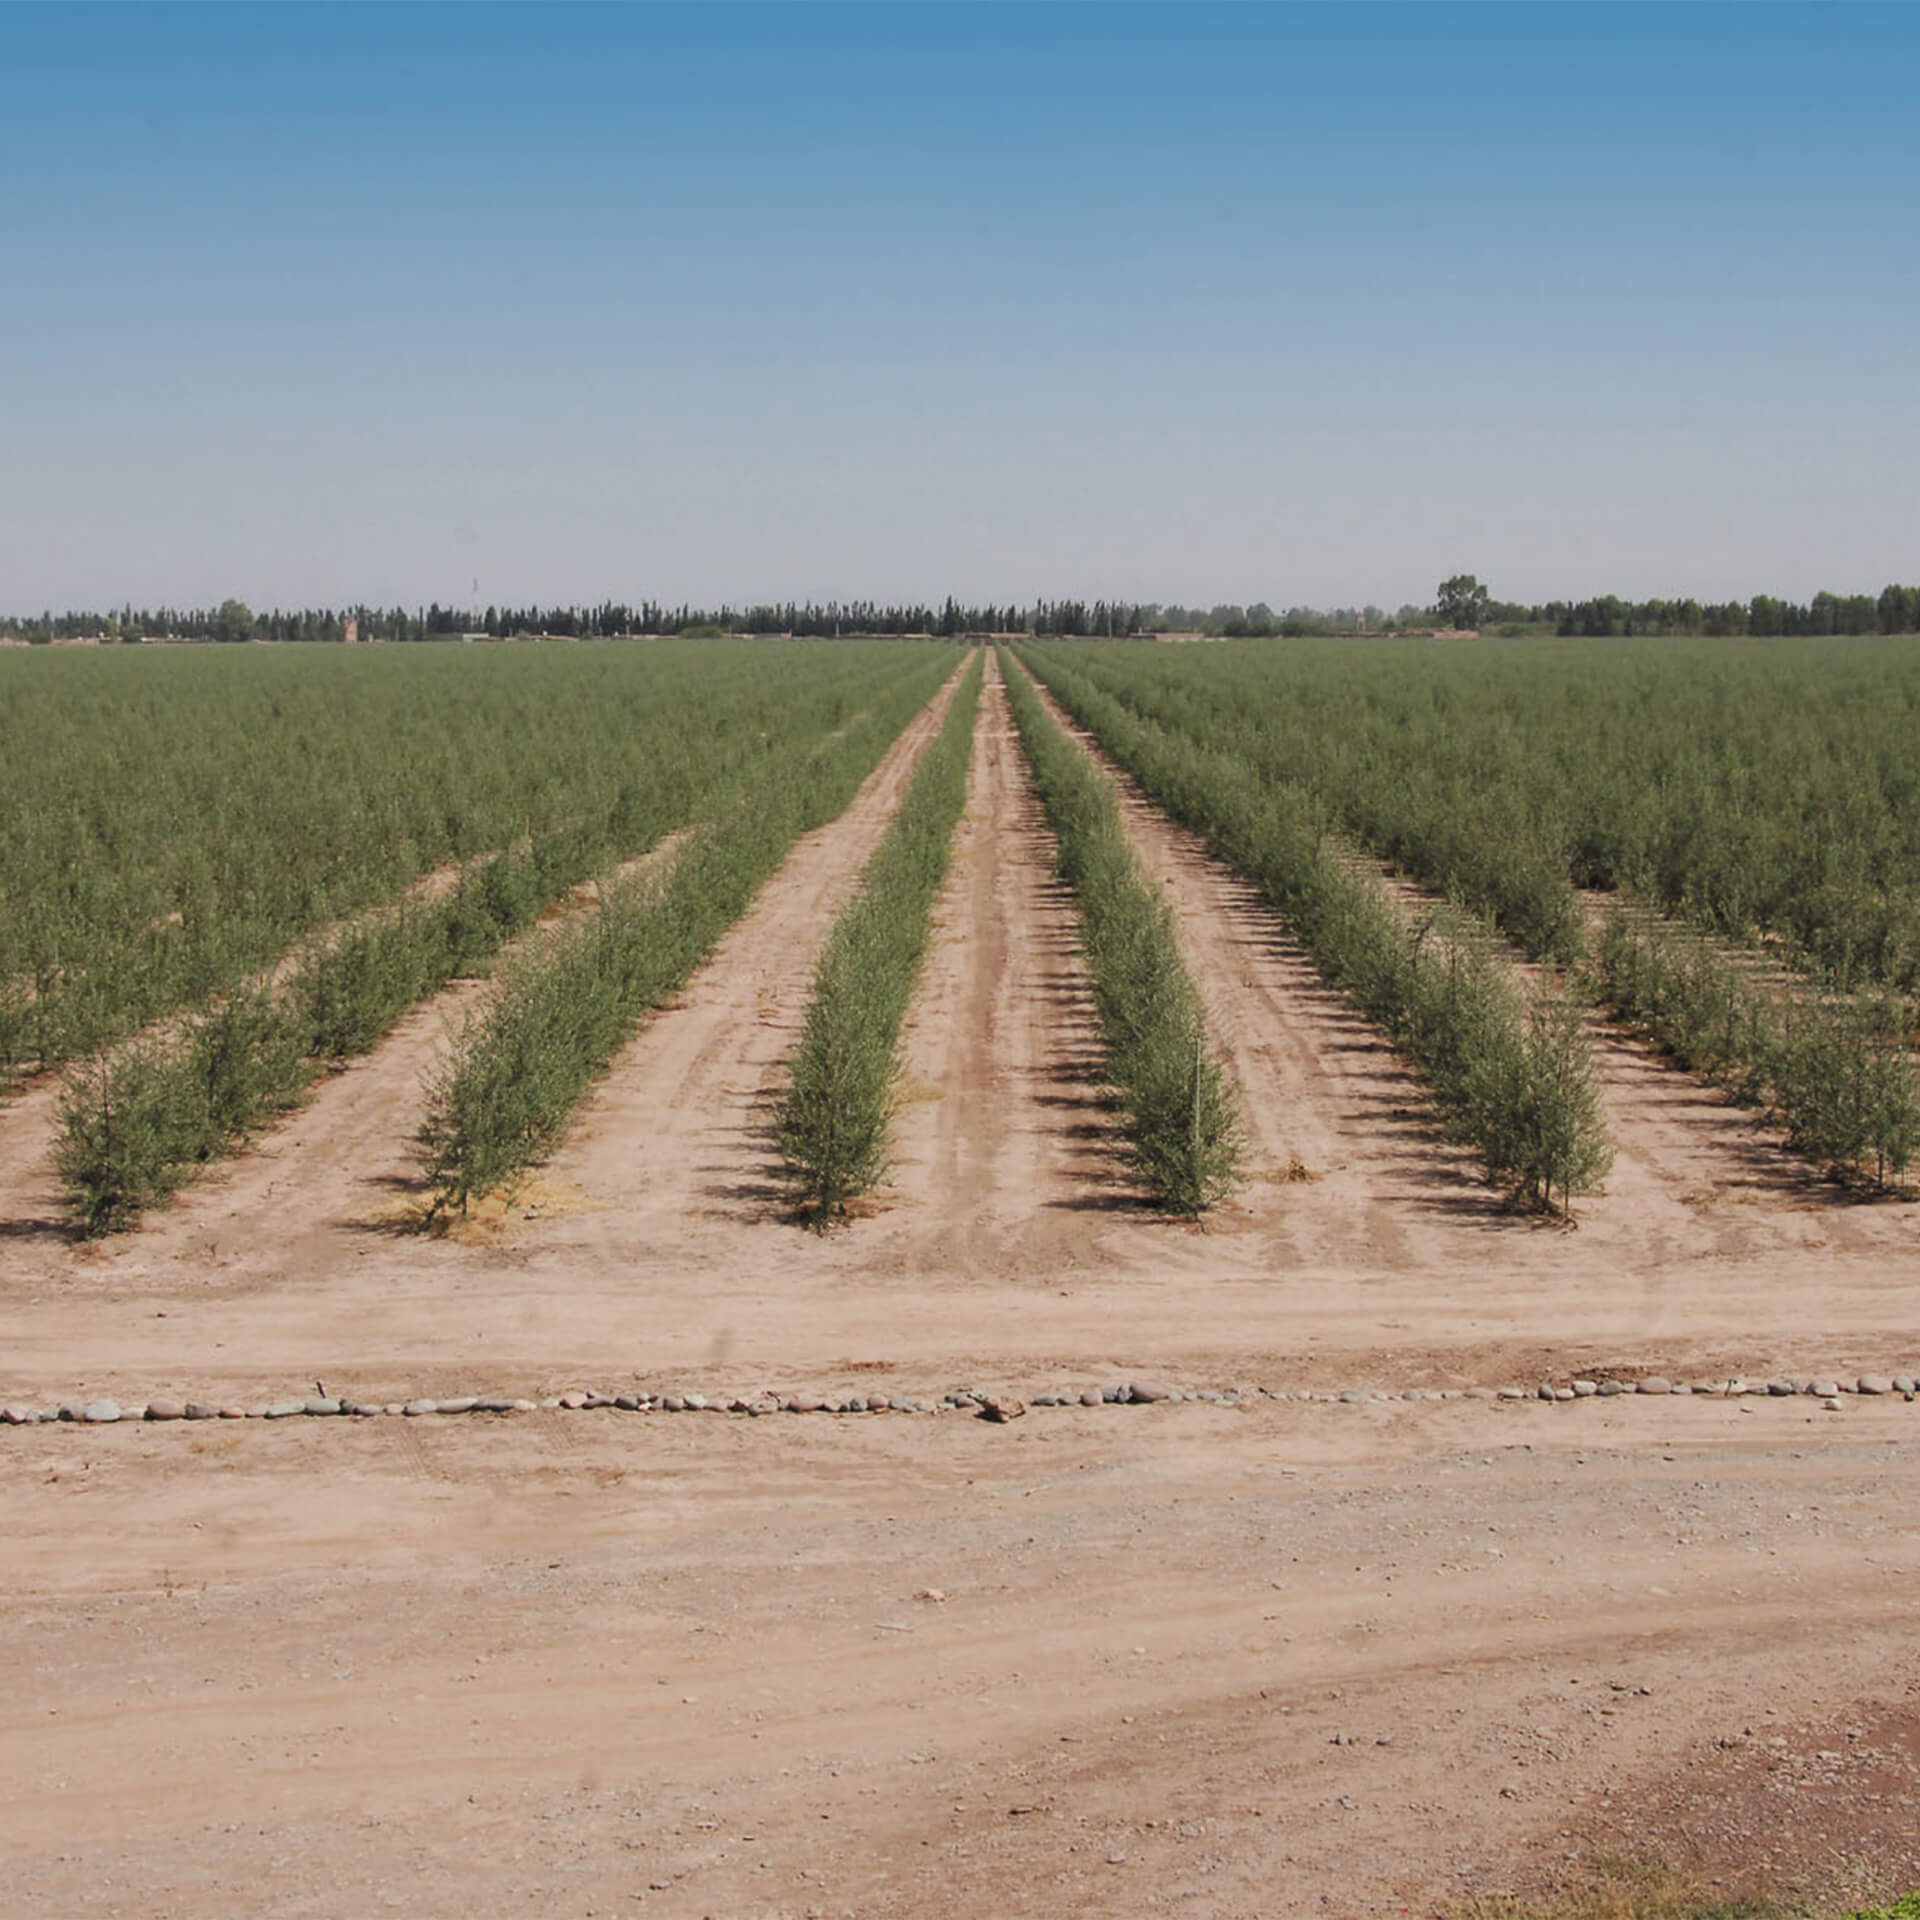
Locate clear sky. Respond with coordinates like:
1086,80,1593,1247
4,1,1917,614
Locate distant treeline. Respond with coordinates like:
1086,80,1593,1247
1545,586,1920,638
0,596,1155,644
5,584,1919,644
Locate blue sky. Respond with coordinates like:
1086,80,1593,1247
3,1,1917,612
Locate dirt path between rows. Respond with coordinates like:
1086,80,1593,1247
0,838,623,1251
877,650,1134,1275
532,659,969,1251
1017,661,1501,1274
1359,861,1906,1270
1017,654,1909,1280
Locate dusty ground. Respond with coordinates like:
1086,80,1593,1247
3,651,1917,1916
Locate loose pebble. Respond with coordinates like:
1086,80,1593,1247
146,1397,185,1422
1858,1376,1894,1396
1129,1381,1173,1404
1572,1380,1598,1397
1637,1378,1672,1396
402,1399,438,1417
82,1399,122,1424
436,1396,477,1415
304,1398,341,1417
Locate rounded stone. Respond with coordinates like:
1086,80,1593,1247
82,1399,122,1423
1572,1380,1598,1397
1810,1381,1841,1400
1597,1380,1628,1397
1553,1386,1576,1402
145,1397,185,1422
1768,1381,1796,1396
1893,1375,1917,1396
2,1403,38,1425
304,1398,342,1417
436,1396,477,1415
1637,1378,1673,1395
264,1400,305,1418
558,1392,589,1410
402,1399,438,1417
1857,1376,1894,1396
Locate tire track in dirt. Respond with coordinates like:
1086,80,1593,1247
1019,665,1500,1270
0,836,691,1276
878,651,1135,1276
534,663,969,1251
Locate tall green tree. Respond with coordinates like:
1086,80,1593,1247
1435,574,1491,628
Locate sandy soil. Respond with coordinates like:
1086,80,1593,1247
3,651,1917,1917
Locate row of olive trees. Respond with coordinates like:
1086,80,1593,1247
416,656,959,1219
1595,911,1917,1187
1021,646,1613,1215
1043,634,1920,993
1000,654,1242,1216
4,641,931,1086
776,652,985,1220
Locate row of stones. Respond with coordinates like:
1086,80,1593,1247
5,1372,1918,1429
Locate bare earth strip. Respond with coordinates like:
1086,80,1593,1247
1019,666,1496,1275
534,658,970,1253
878,648,1134,1278
1362,859,1901,1271
0,844,542,1246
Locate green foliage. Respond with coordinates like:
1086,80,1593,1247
1,640,930,1084
418,655,958,1216
777,653,984,1221
1849,1895,1920,1920
1596,910,1919,1187
1436,573,1492,627
1020,646,1613,1213
49,644,955,1234
1029,635,1920,991
55,1048,184,1238
1000,654,1241,1215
